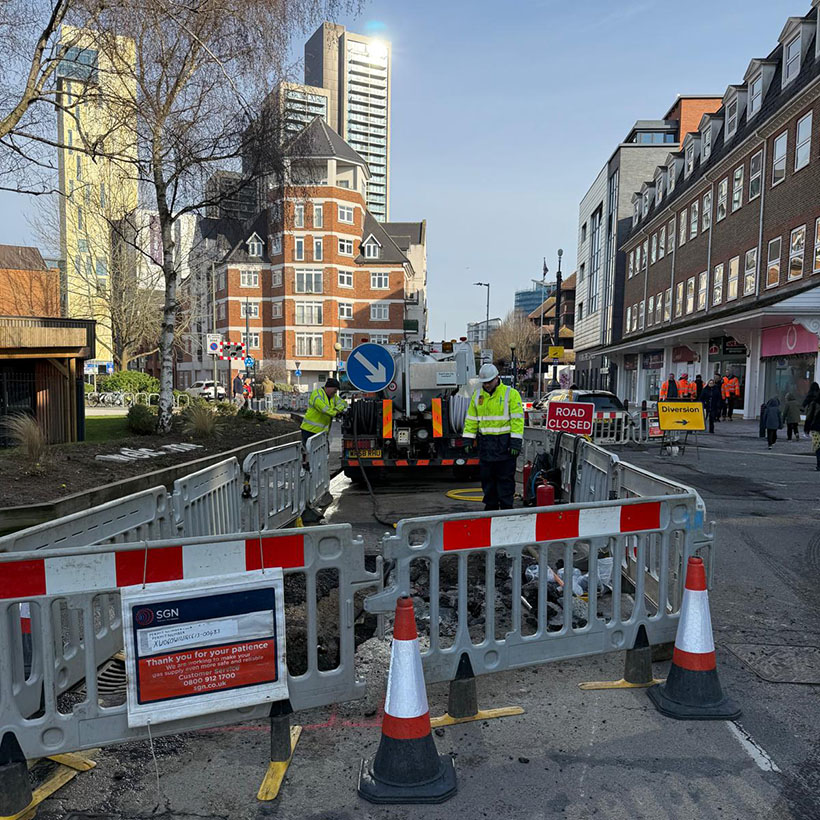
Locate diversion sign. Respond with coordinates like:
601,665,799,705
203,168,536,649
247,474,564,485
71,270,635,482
121,571,287,727
656,401,706,432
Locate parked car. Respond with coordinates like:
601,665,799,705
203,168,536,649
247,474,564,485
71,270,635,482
538,389,627,412
186,380,226,401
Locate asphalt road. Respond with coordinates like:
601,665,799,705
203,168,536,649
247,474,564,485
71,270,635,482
36,420,819,819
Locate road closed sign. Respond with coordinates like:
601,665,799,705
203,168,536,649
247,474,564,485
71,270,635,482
121,571,287,727
657,401,706,432
546,401,595,435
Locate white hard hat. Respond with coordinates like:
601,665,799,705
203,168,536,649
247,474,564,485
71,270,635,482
478,363,499,383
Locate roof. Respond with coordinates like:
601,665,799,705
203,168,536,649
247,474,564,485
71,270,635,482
382,221,425,250
0,245,48,271
286,116,369,170
355,212,408,265
223,211,271,264
527,273,577,320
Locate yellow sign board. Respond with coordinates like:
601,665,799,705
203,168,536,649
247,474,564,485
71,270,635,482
656,401,706,432
547,346,565,360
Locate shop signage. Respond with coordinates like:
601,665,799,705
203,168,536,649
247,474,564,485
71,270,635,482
657,401,706,432
546,401,594,435
672,346,696,363
722,337,747,355
761,324,819,358
642,351,664,370
122,571,287,727
623,354,638,371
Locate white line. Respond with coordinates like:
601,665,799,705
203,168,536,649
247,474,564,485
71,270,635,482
725,721,781,773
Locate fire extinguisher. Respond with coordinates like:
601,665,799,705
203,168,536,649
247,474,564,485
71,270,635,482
536,483,555,507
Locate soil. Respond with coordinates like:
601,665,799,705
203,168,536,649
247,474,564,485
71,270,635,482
0,415,298,507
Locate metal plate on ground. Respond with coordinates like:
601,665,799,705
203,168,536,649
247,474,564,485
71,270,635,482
725,643,820,684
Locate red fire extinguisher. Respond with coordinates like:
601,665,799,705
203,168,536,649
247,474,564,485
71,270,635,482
536,483,555,507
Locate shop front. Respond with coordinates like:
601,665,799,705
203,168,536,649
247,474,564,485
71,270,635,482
761,324,818,404
708,336,747,412
641,350,664,402
622,354,638,404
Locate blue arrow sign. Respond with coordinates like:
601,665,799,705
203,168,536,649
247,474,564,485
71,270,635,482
346,343,395,392
294,369,302,377
244,356,255,369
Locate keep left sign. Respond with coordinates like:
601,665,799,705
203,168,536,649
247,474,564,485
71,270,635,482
546,401,595,435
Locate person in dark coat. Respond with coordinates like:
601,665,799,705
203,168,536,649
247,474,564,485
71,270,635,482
762,397,783,449
694,375,704,401
784,392,801,441
700,379,723,434
660,374,678,400
803,382,820,435
806,395,820,471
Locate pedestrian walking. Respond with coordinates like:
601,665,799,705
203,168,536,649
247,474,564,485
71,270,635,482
242,376,252,408
232,372,244,406
694,375,704,401
723,372,741,419
700,378,723,434
300,378,347,448
659,373,678,401
762,397,783,450
463,363,524,511
784,392,801,441
805,394,820,471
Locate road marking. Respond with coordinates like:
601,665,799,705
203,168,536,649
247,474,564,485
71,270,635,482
725,721,781,772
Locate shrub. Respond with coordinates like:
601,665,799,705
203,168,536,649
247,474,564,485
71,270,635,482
127,404,157,435
83,381,94,394
99,371,159,394
214,400,239,417
237,406,268,422
182,402,217,438
2,413,46,462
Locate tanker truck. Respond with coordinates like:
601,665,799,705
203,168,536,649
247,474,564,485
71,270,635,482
341,339,481,479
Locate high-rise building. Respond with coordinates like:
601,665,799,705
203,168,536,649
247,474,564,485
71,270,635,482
56,26,138,373
268,81,332,140
515,285,552,316
305,23,391,221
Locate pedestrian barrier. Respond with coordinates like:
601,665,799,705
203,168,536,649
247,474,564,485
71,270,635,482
243,441,304,531
172,457,243,537
306,430,331,506
591,411,633,445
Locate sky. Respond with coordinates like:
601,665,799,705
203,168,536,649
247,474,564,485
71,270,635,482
0,0,798,340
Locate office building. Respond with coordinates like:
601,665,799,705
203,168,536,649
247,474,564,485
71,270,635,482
515,285,552,316
466,318,501,346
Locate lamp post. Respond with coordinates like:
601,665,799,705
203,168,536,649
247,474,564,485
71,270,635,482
533,259,548,400
334,341,342,379
551,249,564,390
510,343,517,390
473,281,490,347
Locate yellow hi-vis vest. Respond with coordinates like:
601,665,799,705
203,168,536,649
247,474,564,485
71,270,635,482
300,388,347,435
462,383,524,440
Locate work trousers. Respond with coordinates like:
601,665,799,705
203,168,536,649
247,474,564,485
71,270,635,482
707,409,717,433
479,457,516,511
726,396,736,419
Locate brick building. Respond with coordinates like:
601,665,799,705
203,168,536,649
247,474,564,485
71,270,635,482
612,2,820,416
177,117,426,389
0,246,60,317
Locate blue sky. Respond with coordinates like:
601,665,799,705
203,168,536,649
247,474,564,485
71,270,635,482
0,0,797,339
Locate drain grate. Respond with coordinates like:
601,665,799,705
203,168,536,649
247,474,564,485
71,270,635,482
726,643,820,684
78,652,127,703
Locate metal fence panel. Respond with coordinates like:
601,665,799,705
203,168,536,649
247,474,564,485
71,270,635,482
242,442,303,531
172,458,242,537
306,432,330,506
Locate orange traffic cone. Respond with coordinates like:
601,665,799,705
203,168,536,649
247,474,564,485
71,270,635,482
648,556,740,720
358,596,457,804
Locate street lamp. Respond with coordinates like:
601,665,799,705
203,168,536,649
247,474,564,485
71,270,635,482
334,341,342,379
533,259,548,400
550,249,564,391
473,282,490,347
510,343,517,390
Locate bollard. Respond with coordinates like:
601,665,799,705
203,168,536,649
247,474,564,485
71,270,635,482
578,626,663,691
257,699,302,801
0,732,32,817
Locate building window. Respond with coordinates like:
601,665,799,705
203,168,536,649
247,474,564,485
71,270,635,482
679,209,687,246
272,332,283,349
240,300,260,319
767,237,782,287
364,242,380,259
371,271,389,289
732,166,743,212
717,178,728,221
814,219,820,274
784,35,801,85
218,271,226,290
685,277,695,314
338,270,353,288
77,206,83,230
702,191,712,231
295,333,323,357
789,225,806,280
577,301,584,321
339,331,353,350
270,234,282,255
668,164,676,193
99,182,105,209
294,237,304,260
338,204,354,224
642,192,650,217
294,204,304,228
78,238,88,252
248,237,263,257
713,263,724,305
628,251,634,279
656,175,663,206
726,99,738,137
295,269,322,293
675,282,684,317
650,234,657,264
655,295,662,324
369,333,390,345
749,151,763,199
689,201,698,239
240,270,259,288
578,263,585,282
702,127,712,160
795,112,812,171
647,295,654,325
272,270,282,287
76,154,82,179
658,226,666,259
727,256,739,301
218,302,226,320
339,238,353,255
241,332,260,349
641,240,648,270
749,75,762,116
744,248,757,296
339,302,353,319
271,302,282,318
667,218,675,254
685,143,695,175
314,238,323,261
698,271,708,310
664,288,672,321
313,204,323,228
772,131,787,186
370,303,389,321
639,300,645,329
633,201,640,226
295,301,323,325
625,306,632,333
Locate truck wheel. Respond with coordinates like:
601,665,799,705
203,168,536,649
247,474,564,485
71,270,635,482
344,467,368,485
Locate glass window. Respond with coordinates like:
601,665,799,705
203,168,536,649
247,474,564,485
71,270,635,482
789,225,806,280
650,234,657,264
702,191,712,231
732,165,743,212
295,301,323,324
749,151,763,199
675,282,684,317
294,237,304,261
295,333,323,357
685,277,695,314
371,271,389,289
294,204,304,228
727,99,738,135
339,302,353,319
339,238,353,255
240,270,259,287
313,204,323,228
717,178,728,220
272,270,282,286
639,300,645,329
241,332,260,349
240,300,259,319
713,263,724,305
785,35,801,83
667,218,675,253
685,143,695,175
270,234,282,255
295,269,322,293
647,295,654,325
664,288,672,321
370,303,389,321
703,127,712,160
272,332,283,349
744,248,757,296
679,209,687,246
339,331,354,350
727,256,739,301
814,219,820,274
338,204,354,224
370,333,390,345
656,174,664,205
749,76,762,116
655,294,662,324
314,238,323,261
625,306,631,332
338,270,353,288
642,240,648,270
668,164,676,193
271,302,282,318
659,226,666,259
698,271,708,310
364,242,380,259
767,237,782,287
690,201,698,238
795,112,812,171
772,131,787,185
628,251,634,279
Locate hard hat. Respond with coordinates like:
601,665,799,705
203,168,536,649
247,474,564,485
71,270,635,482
478,363,499,383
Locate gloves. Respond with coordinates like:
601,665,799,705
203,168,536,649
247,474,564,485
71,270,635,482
510,444,521,458
463,440,474,454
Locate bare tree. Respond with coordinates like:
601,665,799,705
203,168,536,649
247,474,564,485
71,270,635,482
487,311,539,367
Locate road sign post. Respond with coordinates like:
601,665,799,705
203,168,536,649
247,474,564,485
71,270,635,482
545,401,594,435
345,343,396,392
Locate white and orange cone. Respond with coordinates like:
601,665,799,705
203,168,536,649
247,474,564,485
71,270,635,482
648,556,740,720
358,596,457,804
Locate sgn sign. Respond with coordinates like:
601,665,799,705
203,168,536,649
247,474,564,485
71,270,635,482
546,401,595,435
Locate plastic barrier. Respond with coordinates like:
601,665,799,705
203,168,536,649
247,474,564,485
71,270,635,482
306,432,330,506
0,523,381,761
591,411,632,445
172,458,243,537
243,441,303,531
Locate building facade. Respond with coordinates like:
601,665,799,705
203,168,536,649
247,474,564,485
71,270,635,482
0,246,60,317
514,285,550,316
574,97,723,392
613,2,820,416
305,22,391,221
466,318,501,346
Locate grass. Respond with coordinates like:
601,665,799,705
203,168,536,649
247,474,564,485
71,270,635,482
2,414,46,462
84,415,131,443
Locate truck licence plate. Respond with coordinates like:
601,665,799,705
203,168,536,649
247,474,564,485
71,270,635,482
348,449,382,458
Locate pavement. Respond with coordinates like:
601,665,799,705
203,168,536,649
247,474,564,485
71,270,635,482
33,418,820,819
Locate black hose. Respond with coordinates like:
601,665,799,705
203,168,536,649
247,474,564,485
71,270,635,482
352,399,395,528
